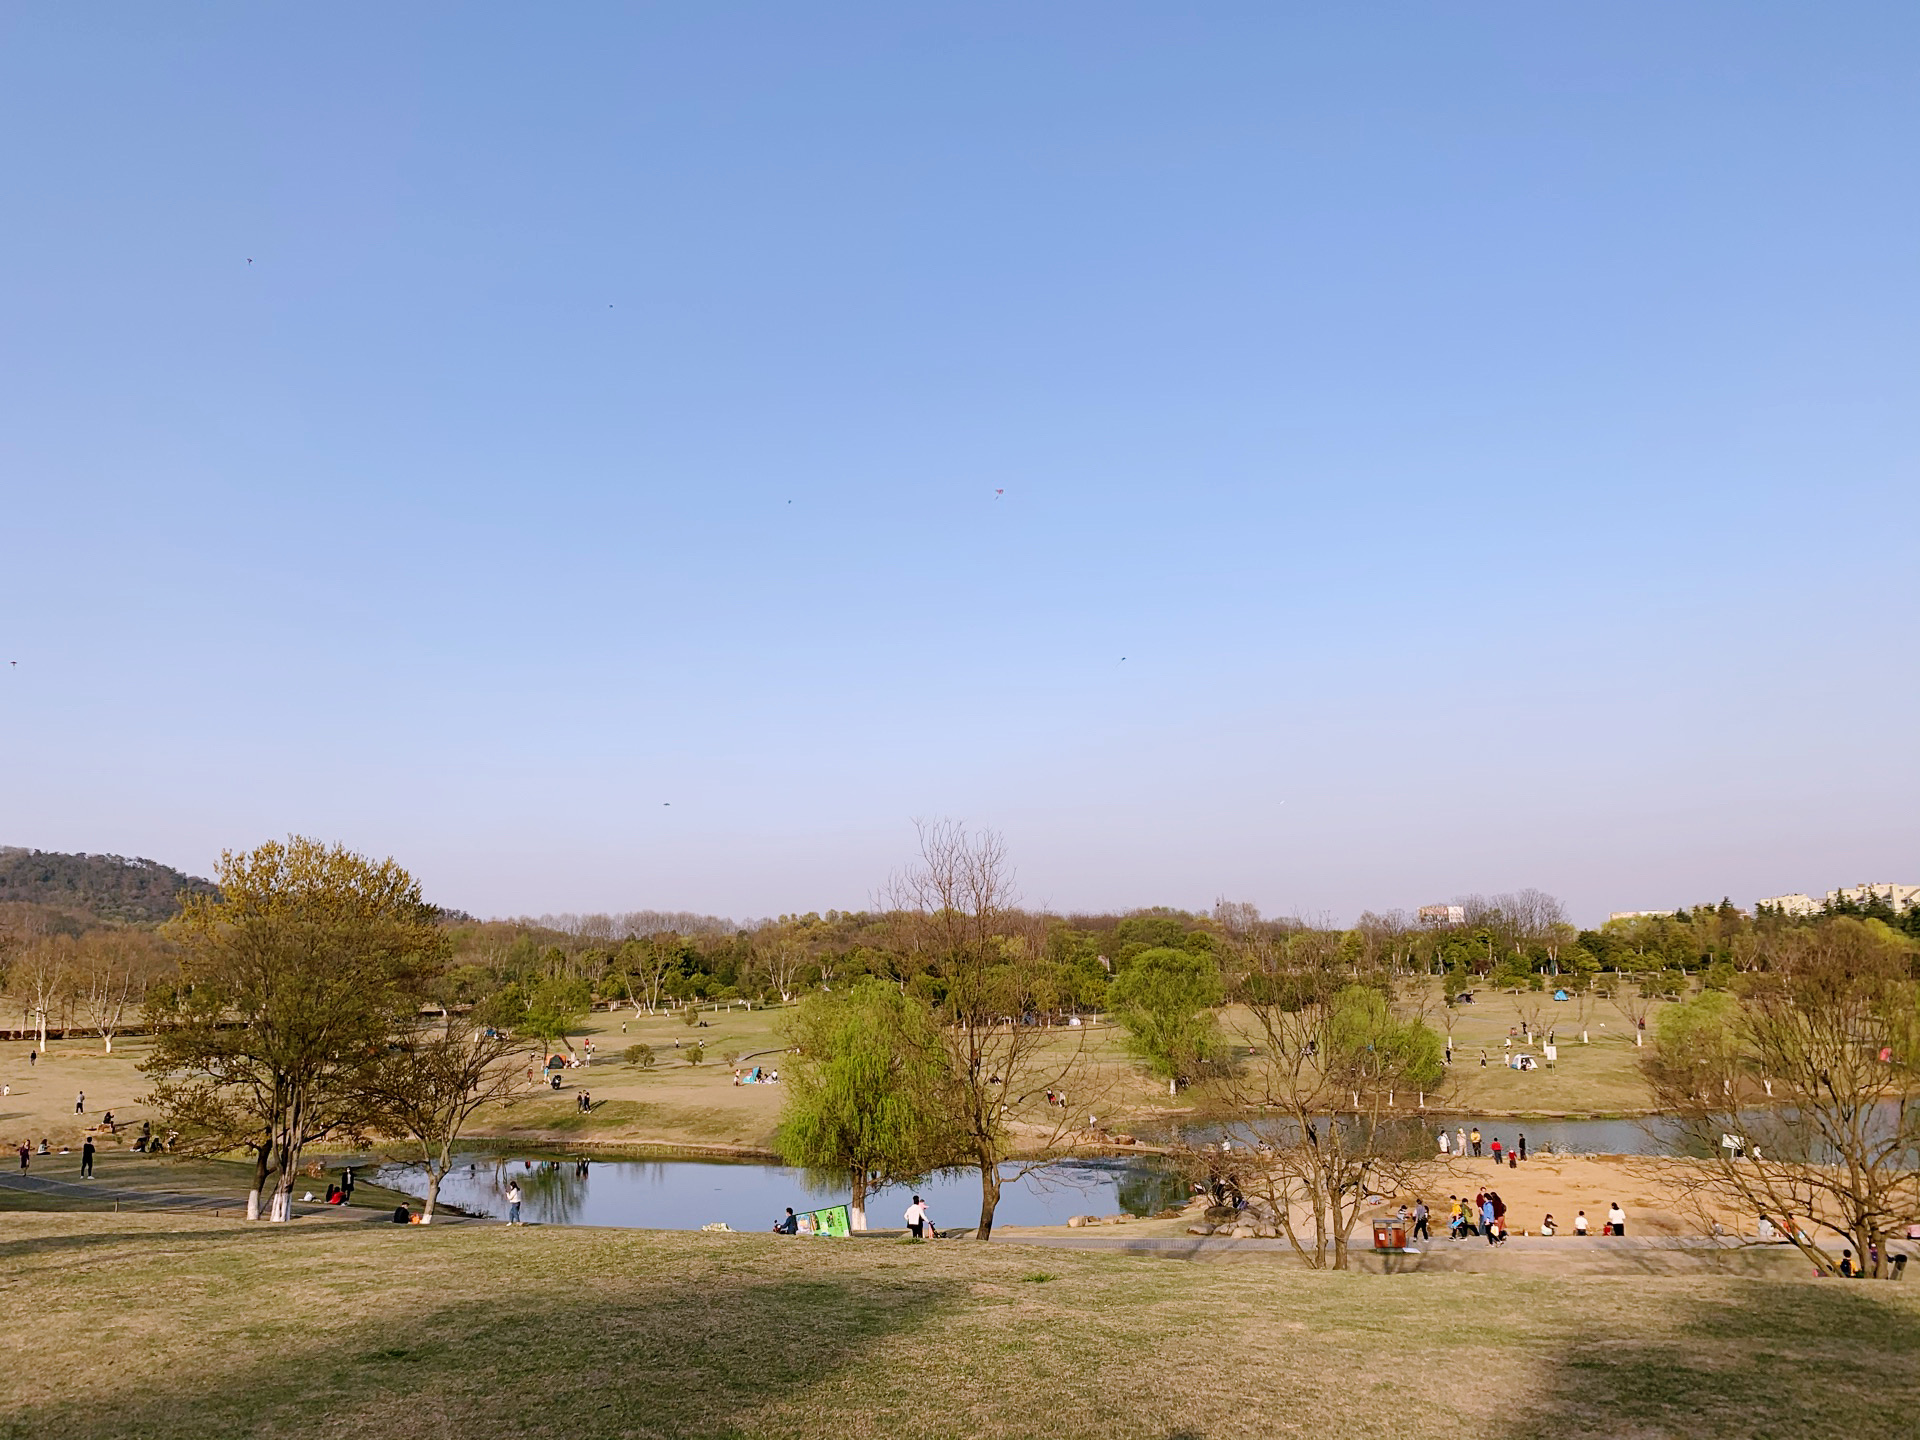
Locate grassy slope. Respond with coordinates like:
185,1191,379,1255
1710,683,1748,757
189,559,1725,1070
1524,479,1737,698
1,1215,1915,1440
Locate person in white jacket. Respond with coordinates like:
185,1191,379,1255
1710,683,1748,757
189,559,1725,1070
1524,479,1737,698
905,1195,933,1239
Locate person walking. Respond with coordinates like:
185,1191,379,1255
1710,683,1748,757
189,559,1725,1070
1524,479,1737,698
1608,1202,1626,1236
28,1050,35,1068
16,1142,28,1172
80,1137,95,1179
1480,1194,1497,1244
506,1181,523,1225
1470,1128,1482,1157
905,1195,930,1239
1412,1198,1430,1242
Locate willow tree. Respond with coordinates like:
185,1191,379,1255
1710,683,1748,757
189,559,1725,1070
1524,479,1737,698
1108,946,1224,1080
775,977,952,1229
144,838,446,1221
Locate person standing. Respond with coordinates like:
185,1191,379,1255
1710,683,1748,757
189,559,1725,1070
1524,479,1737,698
905,1195,929,1239
1490,1137,1503,1165
1470,1128,1482,1157
1412,1198,1430,1242
1437,1129,1450,1156
16,1142,27,1172
1517,1133,1528,1162
1608,1202,1626,1236
1455,1126,1467,1158
506,1181,523,1225
80,1137,95,1179
341,1167,355,1202
74,1091,85,1115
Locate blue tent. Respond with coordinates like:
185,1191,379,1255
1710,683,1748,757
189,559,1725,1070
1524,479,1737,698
1553,989,1570,1002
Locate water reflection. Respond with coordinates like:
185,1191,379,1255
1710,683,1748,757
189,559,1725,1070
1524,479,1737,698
375,1152,1185,1231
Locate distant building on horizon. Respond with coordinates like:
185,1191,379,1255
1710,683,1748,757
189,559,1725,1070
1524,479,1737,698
1418,904,1465,926
1607,909,1673,923
1826,882,1920,912
1755,893,1819,917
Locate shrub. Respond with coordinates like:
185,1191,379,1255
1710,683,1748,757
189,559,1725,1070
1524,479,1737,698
681,1006,700,1028
625,1044,655,1070
685,1043,703,1066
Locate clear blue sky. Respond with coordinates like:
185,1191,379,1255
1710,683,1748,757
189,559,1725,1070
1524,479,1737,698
3,5,1915,925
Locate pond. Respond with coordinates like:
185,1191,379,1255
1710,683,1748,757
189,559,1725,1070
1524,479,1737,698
371,1153,1191,1231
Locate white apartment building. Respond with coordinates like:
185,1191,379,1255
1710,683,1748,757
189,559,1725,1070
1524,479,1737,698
1755,893,1819,917
1607,910,1673,923
1826,882,1920,912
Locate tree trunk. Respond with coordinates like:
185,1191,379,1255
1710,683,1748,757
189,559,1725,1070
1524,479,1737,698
423,1168,441,1224
247,1142,272,1222
849,1165,868,1232
975,1152,1002,1241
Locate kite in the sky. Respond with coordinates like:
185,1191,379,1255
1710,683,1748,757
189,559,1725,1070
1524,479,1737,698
995,489,1004,498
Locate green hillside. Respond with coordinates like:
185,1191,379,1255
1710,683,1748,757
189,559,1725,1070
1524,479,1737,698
0,847,217,925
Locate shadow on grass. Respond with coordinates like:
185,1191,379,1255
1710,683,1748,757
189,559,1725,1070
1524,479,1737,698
1497,1280,1920,1439
0,1263,960,1440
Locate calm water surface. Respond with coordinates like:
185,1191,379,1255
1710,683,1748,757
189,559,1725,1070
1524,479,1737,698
373,1154,1188,1230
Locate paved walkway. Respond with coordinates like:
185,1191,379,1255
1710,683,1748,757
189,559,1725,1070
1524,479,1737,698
0,1169,241,1215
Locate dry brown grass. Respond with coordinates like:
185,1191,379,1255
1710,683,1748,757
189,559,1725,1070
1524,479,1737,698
0,1213,1915,1439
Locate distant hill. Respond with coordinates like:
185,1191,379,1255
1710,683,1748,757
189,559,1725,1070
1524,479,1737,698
0,848,219,926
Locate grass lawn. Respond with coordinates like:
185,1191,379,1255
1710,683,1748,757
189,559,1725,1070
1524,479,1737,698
1,1214,1915,1439
0,985,1740,1173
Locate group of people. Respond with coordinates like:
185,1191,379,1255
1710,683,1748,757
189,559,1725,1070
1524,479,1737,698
1437,1126,1530,1166
1435,1192,1627,1241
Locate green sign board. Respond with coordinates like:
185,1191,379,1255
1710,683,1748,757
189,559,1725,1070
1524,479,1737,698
798,1204,851,1237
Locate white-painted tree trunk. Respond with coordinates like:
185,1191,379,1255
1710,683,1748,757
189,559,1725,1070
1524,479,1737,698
246,1189,261,1221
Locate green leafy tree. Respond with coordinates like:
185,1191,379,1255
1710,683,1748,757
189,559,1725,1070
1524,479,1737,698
775,978,954,1229
1107,946,1224,1079
143,837,446,1221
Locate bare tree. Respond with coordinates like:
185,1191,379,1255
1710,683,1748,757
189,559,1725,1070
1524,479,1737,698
77,930,168,1053
362,1009,527,1222
1205,923,1449,1269
753,931,812,1005
887,820,1101,1240
1643,918,1920,1276
12,928,70,1053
